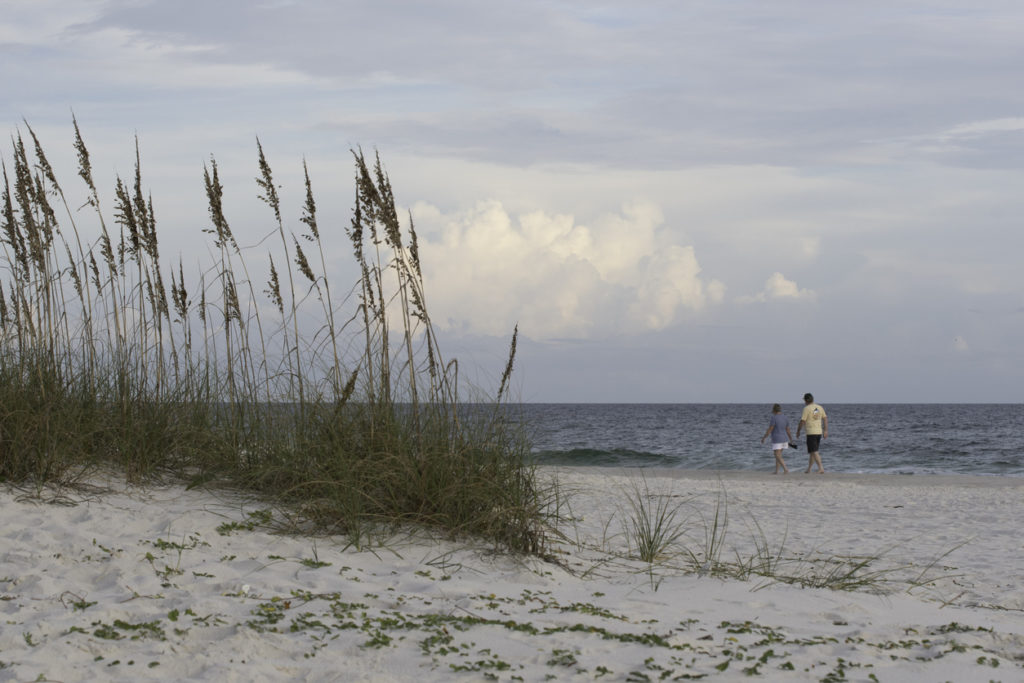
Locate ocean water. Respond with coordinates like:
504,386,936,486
520,404,1024,477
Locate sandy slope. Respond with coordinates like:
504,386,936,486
1,468,1021,682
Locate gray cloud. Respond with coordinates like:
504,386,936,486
42,1,1020,170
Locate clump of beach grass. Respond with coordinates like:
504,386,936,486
620,474,691,564
610,476,960,595
0,118,552,554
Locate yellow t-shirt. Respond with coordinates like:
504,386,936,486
801,403,827,435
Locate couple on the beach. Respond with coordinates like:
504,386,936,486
759,393,829,474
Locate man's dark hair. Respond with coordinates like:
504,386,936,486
803,393,814,402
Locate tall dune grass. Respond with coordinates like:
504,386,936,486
0,119,550,554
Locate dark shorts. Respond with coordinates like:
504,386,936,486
806,434,822,453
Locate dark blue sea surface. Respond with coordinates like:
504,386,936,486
520,404,1024,476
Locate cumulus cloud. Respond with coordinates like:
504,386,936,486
736,272,816,304
413,200,722,339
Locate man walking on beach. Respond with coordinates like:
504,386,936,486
796,393,828,474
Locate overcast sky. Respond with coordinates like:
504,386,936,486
4,0,1024,402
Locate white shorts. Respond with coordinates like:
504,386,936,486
771,442,789,451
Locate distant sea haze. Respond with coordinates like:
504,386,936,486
522,404,1024,477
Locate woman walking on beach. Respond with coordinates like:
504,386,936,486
760,404,792,474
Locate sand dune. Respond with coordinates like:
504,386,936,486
1,468,1021,681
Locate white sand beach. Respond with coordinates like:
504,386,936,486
1,468,1021,682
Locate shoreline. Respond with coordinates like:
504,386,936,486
548,465,1024,487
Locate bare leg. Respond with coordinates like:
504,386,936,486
810,452,824,473
773,448,788,474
